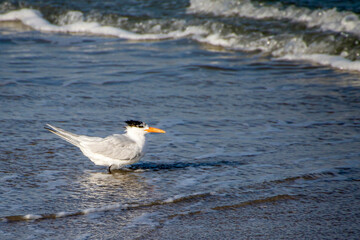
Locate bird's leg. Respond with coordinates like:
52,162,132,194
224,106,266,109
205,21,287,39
108,165,113,174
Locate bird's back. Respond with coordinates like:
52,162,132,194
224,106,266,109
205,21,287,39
79,134,143,166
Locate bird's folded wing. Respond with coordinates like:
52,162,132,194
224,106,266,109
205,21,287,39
80,135,139,160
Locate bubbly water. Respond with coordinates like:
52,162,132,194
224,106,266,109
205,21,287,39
1,0,360,239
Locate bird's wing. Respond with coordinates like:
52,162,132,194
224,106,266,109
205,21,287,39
80,134,140,160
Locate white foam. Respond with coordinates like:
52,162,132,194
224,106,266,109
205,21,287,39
193,32,360,72
164,193,193,203
163,192,211,203
187,4,360,72
2,8,360,72
81,203,123,214
0,8,205,40
23,214,42,220
278,53,360,72
55,211,69,218
57,11,84,25
188,0,360,36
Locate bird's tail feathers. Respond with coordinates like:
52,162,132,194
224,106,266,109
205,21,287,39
45,124,81,147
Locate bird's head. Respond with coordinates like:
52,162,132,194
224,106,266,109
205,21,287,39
125,120,166,135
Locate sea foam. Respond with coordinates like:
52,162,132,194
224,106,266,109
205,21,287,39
0,8,193,40
193,32,360,72
188,0,360,36
1,7,360,72
278,54,360,71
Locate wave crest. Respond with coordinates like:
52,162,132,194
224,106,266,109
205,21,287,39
188,0,360,36
1,4,360,72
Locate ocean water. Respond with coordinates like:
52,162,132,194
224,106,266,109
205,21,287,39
0,0,360,239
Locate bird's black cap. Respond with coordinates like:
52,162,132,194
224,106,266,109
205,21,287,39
125,120,146,128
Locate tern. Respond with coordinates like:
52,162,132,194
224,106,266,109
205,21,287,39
45,120,166,173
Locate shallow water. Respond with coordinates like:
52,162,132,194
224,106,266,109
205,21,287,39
1,0,360,239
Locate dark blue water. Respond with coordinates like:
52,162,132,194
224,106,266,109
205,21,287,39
1,1,360,239
266,0,360,13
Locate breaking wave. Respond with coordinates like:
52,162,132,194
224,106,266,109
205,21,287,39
0,9,202,40
1,0,360,72
188,0,360,36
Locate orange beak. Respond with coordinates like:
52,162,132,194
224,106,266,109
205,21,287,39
145,127,166,133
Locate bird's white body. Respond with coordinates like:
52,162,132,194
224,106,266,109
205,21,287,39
46,122,165,171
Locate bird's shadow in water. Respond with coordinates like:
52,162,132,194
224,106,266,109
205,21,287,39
114,160,246,172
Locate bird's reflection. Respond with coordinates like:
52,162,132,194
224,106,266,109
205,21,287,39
76,169,154,206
